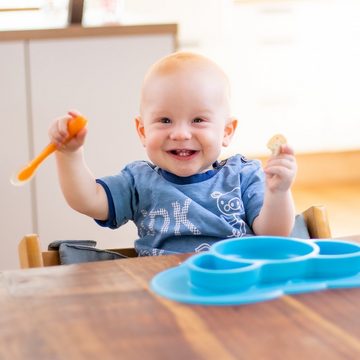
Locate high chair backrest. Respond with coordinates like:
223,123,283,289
18,205,331,269
301,205,331,239
18,235,137,268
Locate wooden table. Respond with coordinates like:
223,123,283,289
1,237,360,360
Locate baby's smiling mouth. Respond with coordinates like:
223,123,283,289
168,149,197,157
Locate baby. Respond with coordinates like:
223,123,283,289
49,52,297,255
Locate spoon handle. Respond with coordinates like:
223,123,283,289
14,115,88,184
16,143,57,182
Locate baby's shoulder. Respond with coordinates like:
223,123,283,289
225,154,262,169
124,160,155,170
122,160,159,178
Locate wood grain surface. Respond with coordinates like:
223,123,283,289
1,237,360,359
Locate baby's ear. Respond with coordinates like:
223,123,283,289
135,116,146,146
222,118,237,147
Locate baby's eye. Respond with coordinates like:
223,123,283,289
160,117,171,123
160,117,171,124
192,117,204,123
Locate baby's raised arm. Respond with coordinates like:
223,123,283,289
252,136,297,236
49,111,109,221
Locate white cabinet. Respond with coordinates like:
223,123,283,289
0,42,33,270
0,26,176,269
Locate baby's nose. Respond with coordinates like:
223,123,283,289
169,124,192,141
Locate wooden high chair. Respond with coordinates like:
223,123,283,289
18,205,331,269
301,205,332,239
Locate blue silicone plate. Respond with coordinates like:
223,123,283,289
150,236,360,305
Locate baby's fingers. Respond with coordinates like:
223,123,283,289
279,144,295,156
264,165,293,178
48,115,72,147
264,165,296,191
72,127,87,146
266,157,296,172
68,109,83,119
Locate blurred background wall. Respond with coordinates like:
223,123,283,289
1,0,359,156
0,0,359,270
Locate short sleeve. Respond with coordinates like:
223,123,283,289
94,179,117,228
94,166,137,229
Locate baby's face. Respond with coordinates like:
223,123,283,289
136,58,237,177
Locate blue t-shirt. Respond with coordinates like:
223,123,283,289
95,154,264,255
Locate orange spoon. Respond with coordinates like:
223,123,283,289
11,115,88,186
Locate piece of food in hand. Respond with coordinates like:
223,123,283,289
267,134,287,156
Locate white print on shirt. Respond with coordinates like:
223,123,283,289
172,199,201,235
139,198,201,237
211,187,245,227
228,224,247,238
139,208,170,236
195,243,211,252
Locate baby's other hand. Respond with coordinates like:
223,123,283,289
264,144,297,192
48,110,87,152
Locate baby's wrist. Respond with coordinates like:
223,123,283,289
266,186,292,196
56,146,83,159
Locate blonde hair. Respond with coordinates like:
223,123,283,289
140,52,231,112
144,51,229,82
